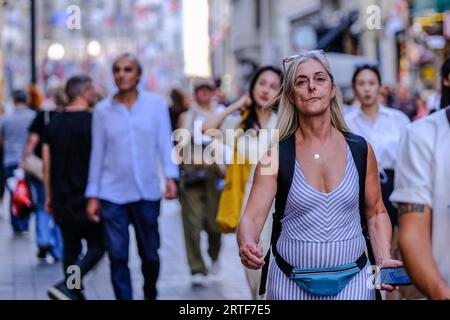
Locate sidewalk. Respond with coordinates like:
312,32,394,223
0,200,251,300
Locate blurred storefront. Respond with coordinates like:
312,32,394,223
1,0,186,101
0,2,4,105
1,0,32,102
407,0,450,95
38,0,185,96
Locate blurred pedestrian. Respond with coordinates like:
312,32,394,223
169,88,190,131
21,94,65,262
392,85,416,121
86,53,178,300
345,64,410,230
0,90,36,234
28,83,44,111
412,93,429,121
389,58,450,300
213,77,230,106
45,75,105,300
202,66,282,299
238,50,401,300
177,78,224,286
379,85,394,107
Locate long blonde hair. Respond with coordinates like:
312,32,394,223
275,50,349,141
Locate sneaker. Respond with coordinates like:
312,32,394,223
47,282,79,300
210,260,221,275
37,246,51,259
191,273,207,287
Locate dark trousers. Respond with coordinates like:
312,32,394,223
100,200,161,300
53,200,105,285
380,169,397,228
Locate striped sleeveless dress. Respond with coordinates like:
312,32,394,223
267,146,376,300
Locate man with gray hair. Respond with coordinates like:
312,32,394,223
44,75,105,300
86,53,178,300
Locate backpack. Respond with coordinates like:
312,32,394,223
259,131,380,299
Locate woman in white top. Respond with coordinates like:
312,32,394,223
203,66,282,299
345,64,410,228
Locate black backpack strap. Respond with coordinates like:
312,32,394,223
343,131,381,300
342,132,368,238
259,133,296,295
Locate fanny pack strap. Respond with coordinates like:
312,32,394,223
273,243,367,279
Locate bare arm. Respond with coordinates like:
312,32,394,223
202,94,251,133
365,144,403,292
365,144,394,265
237,149,277,269
21,133,40,164
398,204,450,299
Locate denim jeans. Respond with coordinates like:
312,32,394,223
100,199,161,300
29,176,64,259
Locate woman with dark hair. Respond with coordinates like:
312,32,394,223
169,88,190,131
345,64,410,230
203,66,282,299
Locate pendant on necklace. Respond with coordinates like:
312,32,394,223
314,154,320,160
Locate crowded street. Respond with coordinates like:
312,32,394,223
0,0,449,304
0,199,250,300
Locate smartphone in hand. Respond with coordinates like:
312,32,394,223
379,267,412,286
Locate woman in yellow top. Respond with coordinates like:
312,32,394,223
203,66,282,299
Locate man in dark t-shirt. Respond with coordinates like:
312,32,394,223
44,75,105,300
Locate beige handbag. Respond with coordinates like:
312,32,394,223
23,154,44,181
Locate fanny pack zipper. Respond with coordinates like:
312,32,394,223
291,265,358,276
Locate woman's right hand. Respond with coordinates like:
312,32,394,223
239,242,265,270
233,94,252,113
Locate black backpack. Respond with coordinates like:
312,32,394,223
259,131,380,299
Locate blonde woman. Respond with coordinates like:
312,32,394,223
203,66,282,299
237,50,402,300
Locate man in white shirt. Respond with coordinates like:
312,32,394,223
390,107,450,300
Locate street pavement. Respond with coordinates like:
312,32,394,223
0,199,252,300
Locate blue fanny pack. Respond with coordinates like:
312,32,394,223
290,254,367,296
275,251,367,297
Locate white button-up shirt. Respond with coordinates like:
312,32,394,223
86,90,179,204
390,109,450,285
345,105,410,170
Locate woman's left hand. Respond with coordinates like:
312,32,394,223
376,259,404,292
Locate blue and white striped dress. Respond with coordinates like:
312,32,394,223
267,146,376,300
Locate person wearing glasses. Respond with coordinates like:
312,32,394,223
237,50,401,300
345,64,410,231
85,53,179,300
202,66,282,299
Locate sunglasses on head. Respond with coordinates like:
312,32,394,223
282,50,327,74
